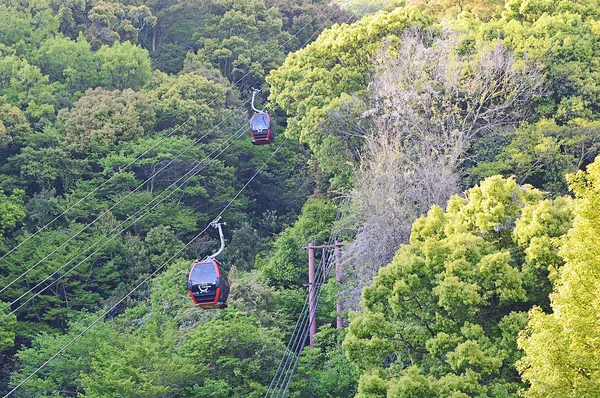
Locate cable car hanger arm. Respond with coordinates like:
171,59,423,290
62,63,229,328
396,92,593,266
251,87,263,113
202,217,226,261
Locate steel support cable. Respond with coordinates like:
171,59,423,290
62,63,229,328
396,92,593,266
279,215,349,398
279,251,337,397
266,5,375,395
6,1,361,393
279,200,349,398
0,0,340,265
0,125,248,321
0,101,250,295
267,206,342,396
267,255,328,396
268,252,332,398
265,3,364,385
4,137,289,398
266,207,343,397
266,244,339,390
263,1,363,384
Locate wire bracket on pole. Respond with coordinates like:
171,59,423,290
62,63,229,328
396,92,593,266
251,87,263,113
201,217,226,261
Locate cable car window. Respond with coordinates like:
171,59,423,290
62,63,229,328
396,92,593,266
251,113,269,130
190,263,217,284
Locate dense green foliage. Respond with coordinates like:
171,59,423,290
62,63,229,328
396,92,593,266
0,0,342,395
2,0,600,396
343,176,573,396
518,156,600,397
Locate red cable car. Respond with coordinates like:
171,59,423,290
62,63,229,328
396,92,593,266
250,111,275,145
187,218,230,309
249,88,275,145
187,259,230,309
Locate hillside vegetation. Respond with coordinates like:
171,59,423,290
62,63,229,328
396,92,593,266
2,0,600,397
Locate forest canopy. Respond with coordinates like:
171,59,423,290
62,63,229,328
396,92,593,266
2,0,600,397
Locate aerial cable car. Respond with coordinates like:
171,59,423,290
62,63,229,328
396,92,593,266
187,218,230,309
249,88,275,145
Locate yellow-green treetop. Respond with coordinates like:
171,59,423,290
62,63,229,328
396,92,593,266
518,155,600,397
343,176,572,396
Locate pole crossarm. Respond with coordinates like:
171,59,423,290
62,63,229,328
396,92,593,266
301,243,343,250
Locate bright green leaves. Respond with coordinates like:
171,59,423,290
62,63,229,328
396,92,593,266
290,326,359,397
180,311,285,396
0,55,57,121
34,33,99,95
78,323,192,397
469,119,600,196
0,189,25,249
96,41,152,90
258,199,337,288
0,0,58,53
194,0,290,92
445,176,544,242
267,7,435,171
489,0,600,121
0,300,17,352
518,156,600,397
344,176,573,396
12,313,195,397
87,1,156,48
149,72,228,136
343,311,397,370
0,104,32,150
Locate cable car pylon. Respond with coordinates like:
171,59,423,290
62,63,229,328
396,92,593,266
187,217,231,309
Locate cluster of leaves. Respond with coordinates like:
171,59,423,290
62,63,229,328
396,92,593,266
10,291,285,397
343,176,573,396
268,7,437,188
517,156,600,397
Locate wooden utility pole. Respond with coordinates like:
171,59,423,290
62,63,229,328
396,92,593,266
307,243,316,348
335,240,343,329
304,242,343,348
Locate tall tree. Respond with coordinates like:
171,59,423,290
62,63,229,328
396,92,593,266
469,118,600,196
0,189,26,250
33,34,99,95
518,156,600,397
194,0,291,92
86,0,156,48
258,198,337,288
143,0,204,52
343,176,572,397
483,0,600,122
267,7,437,188
149,71,228,136
96,40,153,90
58,87,155,154
342,29,543,307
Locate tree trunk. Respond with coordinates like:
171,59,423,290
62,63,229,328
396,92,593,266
152,26,157,51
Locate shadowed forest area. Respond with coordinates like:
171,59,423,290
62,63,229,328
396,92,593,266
2,0,600,396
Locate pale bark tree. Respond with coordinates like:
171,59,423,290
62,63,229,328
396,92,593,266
340,29,544,309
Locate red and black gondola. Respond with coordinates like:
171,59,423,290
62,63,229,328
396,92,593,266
187,259,230,309
250,112,275,145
